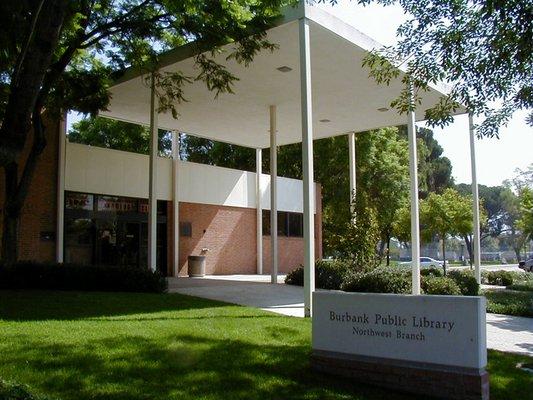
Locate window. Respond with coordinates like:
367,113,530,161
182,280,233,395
262,210,271,236
288,213,303,237
278,212,288,236
262,210,304,237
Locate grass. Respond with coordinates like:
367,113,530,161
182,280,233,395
0,291,532,400
484,289,533,317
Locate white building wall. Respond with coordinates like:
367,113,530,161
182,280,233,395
65,142,315,213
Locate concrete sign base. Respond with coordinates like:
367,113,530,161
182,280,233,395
312,291,489,400
312,350,489,400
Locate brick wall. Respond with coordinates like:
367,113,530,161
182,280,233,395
173,184,323,276
0,117,59,262
0,115,324,274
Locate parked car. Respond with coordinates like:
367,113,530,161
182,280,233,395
399,257,444,269
518,259,533,272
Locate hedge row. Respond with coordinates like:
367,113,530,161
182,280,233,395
481,269,533,286
285,262,479,296
0,262,167,293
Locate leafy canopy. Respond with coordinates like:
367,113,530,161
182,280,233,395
351,0,533,137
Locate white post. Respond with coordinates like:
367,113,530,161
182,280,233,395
148,73,158,271
300,16,315,317
172,131,180,276
469,113,482,284
270,105,278,284
407,97,421,295
348,132,357,214
56,113,67,263
256,148,263,275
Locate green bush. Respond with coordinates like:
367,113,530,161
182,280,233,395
0,262,167,293
484,290,533,317
481,270,533,286
485,270,514,286
341,267,411,294
507,281,533,292
420,267,444,277
0,379,52,400
421,276,462,295
448,270,479,296
285,260,351,290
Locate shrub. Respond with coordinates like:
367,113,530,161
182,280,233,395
421,276,462,295
341,267,411,294
485,270,515,286
285,260,351,290
0,262,167,293
481,270,533,286
484,289,533,317
0,379,52,400
447,270,479,296
507,281,533,292
420,267,444,277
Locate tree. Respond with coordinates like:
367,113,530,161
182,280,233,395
330,191,381,270
518,187,533,244
0,0,288,263
355,127,410,265
420,188,475,274
456,183,511,263
69,116,171,156
357,0,533,137
180,135,256,172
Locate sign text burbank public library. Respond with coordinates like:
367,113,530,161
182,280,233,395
329,310,456,342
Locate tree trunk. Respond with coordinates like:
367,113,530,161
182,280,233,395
386,234,391,266
2,163,19,264
378,239,386,259
464,234,473,268
442,237,447,276
0,0,69,263
514,247,521,262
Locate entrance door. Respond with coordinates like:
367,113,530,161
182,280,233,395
119,222,140,267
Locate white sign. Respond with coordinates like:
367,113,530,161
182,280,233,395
312,292,487,369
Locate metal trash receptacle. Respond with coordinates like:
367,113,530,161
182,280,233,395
188,255,206,277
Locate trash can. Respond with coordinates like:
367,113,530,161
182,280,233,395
188,255,206,277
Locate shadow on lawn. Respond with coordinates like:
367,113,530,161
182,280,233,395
0,290,228,321
1,332,417,400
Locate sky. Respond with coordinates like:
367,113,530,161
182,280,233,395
69,1,532,187
316,1,533,187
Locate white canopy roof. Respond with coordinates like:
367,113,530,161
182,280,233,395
101,3,459,149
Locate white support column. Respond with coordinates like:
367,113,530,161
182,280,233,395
407,100,421,295
300,16,315,317
469,113,482,284
56,113,67,263
148,73,158,271
270,105,278,284
348,132,357,215
256,148,263,275
172,131,180,276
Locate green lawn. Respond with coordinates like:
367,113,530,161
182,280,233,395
0,291,532,400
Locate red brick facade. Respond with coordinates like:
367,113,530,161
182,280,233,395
170,196,323,276
0,117,59,262
1,118,323,276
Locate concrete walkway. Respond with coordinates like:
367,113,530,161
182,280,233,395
168,275,304,317
168,275,533,356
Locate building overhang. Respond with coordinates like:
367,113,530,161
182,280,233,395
100,3,464,148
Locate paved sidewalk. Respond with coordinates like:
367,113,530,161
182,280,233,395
168,275,304,317
168,275,533,356
486,313,533,356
